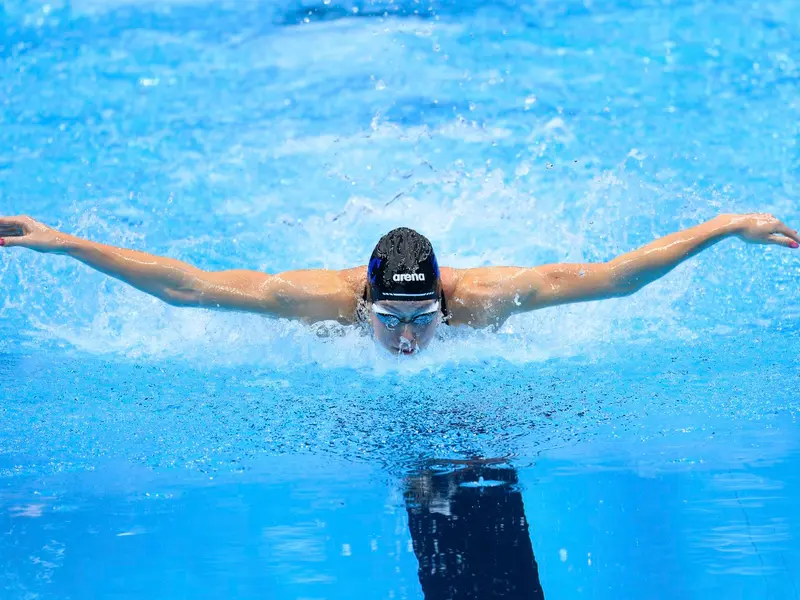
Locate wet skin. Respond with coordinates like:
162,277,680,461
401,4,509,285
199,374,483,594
369,299,441,356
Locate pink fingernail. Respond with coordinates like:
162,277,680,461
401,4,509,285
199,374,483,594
0,238,5,246
791,242,799,249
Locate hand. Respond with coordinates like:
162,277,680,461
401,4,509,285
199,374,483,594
0,215,69,253
728,213,800,249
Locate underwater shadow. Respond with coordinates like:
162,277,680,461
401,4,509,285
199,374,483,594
404,459,545,599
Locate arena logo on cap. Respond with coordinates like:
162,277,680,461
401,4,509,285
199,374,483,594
393,273,426,282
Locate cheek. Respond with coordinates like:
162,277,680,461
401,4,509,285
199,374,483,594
417,322,439,345
369,317,395,342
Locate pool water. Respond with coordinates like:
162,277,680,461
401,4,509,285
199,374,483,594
2,0,800,598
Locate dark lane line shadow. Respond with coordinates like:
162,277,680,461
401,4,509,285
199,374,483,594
404,459,545,600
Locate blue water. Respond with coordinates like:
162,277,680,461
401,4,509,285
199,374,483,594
2,0,800,598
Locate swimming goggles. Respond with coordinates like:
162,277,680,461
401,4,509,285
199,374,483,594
371,302,440,330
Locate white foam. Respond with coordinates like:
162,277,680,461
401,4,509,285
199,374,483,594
6,142,711,373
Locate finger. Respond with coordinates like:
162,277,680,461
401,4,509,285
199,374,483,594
767,234,799,248
0,218,25,236
0,236,24,248
775,224,800,245
0,226,24,236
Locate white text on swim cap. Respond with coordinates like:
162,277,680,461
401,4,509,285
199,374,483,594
393,273,426,282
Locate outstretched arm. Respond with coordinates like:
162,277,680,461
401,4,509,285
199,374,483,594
0,216,361,323
449,213,799,326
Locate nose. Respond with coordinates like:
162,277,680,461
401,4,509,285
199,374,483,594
398,325,414,344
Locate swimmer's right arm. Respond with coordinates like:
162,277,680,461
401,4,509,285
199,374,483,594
0,216,361,323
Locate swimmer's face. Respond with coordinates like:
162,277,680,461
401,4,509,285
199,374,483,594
370,299,441,356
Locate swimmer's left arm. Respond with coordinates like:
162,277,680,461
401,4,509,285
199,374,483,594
450,213,799,325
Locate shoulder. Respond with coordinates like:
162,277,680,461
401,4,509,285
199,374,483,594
439,266,460,297
439,267,482,326
339,265,367,296
438,266,537,327
276,267,366,324
440,266,531,296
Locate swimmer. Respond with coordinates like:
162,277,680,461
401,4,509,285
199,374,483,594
1,213,798,356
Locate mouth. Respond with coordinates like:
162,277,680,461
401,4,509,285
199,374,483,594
395,345,417,356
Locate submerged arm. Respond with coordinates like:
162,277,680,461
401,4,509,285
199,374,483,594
450,213,799,326
0,216,360,323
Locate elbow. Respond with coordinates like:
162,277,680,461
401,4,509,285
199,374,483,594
613,284,640,298
610,277,646,298
606,276,643,298
606,264,643,298
160,288,201,307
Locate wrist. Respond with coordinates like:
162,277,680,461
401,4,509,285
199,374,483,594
53,232,82,255
711,214,741,237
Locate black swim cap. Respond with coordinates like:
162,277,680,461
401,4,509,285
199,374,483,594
368,228,441,302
